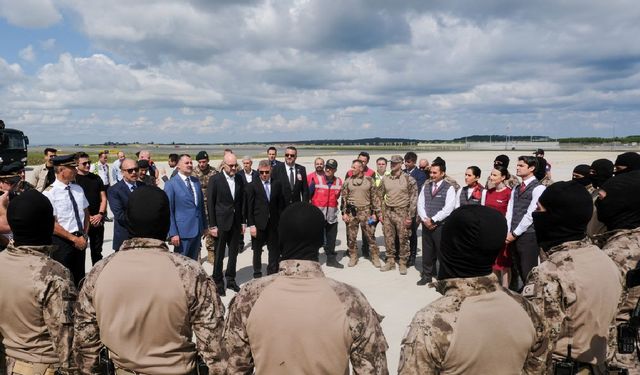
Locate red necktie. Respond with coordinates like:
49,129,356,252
432,183,437,195
519,182,526,193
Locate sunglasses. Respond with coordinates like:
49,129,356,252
80,161,91,166
285,153,296,157
124,168,139,173
259,170,270,175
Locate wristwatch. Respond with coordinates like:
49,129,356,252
99,211,106,216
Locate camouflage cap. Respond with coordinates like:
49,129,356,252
389,155,403,163
196,151,209,161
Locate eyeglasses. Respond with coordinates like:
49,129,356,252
123,168,139,173
285,153,296,157
80,161,91,166
259,171,270,175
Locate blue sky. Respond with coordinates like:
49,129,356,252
1,0,639,144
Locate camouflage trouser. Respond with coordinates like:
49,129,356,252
383,206,410,262
346,208,379,258
205,234,216,264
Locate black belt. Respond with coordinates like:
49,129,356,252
71,231,85,237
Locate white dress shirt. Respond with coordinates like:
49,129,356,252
505,175,546,235
224,171,236,200
90,161,110,186
178,172,198,205
244,170,254,184
417,180,456,223
42,179,89,233
112,159,123,183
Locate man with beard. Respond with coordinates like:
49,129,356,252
29,148,57,192
523,181,621,373
595,170,640,372
399,205,548,374
614,152,640,175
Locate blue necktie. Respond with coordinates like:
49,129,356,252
264,181,271,202
66,186,84,232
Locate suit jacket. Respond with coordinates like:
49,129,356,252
239,169,260,185
407,167,427,190
164,174,207,239
245,178,285,231
273,163,309,205
207,172,244,232
108,180,146,250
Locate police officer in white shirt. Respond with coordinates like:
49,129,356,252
42,154,90,287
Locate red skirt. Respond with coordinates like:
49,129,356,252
493,244,512,270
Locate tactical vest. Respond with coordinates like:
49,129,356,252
311,175,342,224
424,180,451,219
511,178,541,234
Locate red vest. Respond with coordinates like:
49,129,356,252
310,174,342,223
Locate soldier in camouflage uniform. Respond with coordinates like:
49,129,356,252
522,182,621,373
341,159,382,267
594,170,640,373
73,186,225,374
0,190,77,375
225,202,388,374
399,206,549,374
379,155,417,274
193,151,218,264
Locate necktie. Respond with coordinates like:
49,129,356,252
130,183,136,192
264,181,271,201
519,182,526,193
432,183,437,196
289,167,295,189
185,177,196,204
66,186,84,232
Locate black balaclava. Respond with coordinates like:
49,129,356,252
494,154,510,169
437,205,507,279
596,170,640,231
590,159,614,189
533,181,592,252
278,202,325,262
8,190,54,246
534,157,547,181
615,152,640,175
572,164,592,186
127,186,170,241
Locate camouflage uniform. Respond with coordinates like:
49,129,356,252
600,228,640,373
73,238,225,374
224,259,389,374
399,274,548,374
341,175,382,266
442,174,460,191
0,244,77,375
523,238,622,374
379,173,417,269
193,165,218,264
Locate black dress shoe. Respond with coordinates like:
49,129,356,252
216,285,226,297
416,276,431,286
253,272,263,278
227,281,241,293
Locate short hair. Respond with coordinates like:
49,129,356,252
168,153,179,163
352,159,363,167
315,157,324,163
98,151,106,158
493,166,511,180
224,148,233,154
44,148,57,155
242,155,252,162
76,152,90,159
376,157,387,164
178,154,191,162
358,151,370,162
430,162,446,172
258,160,271,169
286,146,297,153
404,152,417,163
518,156,538,169
467,166,481,178
267,146,277,153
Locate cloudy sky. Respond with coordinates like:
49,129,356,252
1,0,639,144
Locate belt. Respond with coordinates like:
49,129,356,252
386,206,409,211
115,367,198,375
10,359,56,375
355,206,371,211
71,231,84,237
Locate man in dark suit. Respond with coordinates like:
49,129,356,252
272,146,309,206
404,151,427,267
108,159,145,251
238,156,259,252
267,146,284,168
246,160,285,277
164,154,207,260
207,152,245,295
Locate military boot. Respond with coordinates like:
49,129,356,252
370,249,382,268
380,258,396,272
348,253,359,267
398,260,408,275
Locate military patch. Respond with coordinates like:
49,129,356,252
522,283,536,297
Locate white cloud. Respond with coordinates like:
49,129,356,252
19,45,36,62
0,0,61,28
40,38,56,50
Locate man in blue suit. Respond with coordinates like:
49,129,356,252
164,154,207,260
108,158,145,251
